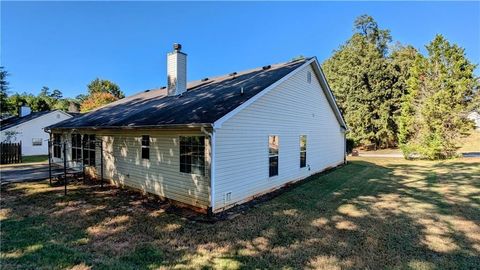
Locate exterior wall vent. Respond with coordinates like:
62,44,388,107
224,192,232,203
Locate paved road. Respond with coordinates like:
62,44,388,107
463,152,480,158
0,164,51,185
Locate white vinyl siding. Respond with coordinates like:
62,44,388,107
0,111,72,156
54,129,211,210
213,64,345,211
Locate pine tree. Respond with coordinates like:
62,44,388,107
323,15,398,147
0,67,10,116
399,35,478,159
389,44,420,138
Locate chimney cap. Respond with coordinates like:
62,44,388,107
173,43,182,52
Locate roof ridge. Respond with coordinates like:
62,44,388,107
142,57,312,94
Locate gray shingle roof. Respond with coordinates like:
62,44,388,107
1,111,52,131
49,58,310,129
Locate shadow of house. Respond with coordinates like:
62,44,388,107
1,159,479,269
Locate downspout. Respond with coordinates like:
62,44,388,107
342,127,347,165
201,125,216,216
45,129,52,185
344,131,347,164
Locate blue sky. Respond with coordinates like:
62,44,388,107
2,1,479,98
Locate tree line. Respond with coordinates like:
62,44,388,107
1,15,478,159
0,69,125,117
322,15,479,159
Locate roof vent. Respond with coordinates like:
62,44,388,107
201,78,209,82
229,72,237,77
144,89,150,92
240,87,244,95
262,65,271,70
160,86,166,89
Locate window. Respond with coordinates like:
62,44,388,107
307,71,312,83
53,134,61,158
141,135,150,160
269,135,279,177
83,134,96,166
71,134,82,161
300,135,307,168
32,138,42,146
179,136,205,176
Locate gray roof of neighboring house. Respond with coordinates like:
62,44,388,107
49,58,312,129
0,111,52,131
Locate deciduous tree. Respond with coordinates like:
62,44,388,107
80,92,118,112
87,78,124,99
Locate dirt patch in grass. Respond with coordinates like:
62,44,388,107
1,157,479,269
459,131,480,153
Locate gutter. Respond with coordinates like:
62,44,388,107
46,123,213,132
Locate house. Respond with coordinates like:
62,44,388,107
468,111,480,131
0,107,75,156
48,44,347,214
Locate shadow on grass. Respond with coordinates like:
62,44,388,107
1,159,479,269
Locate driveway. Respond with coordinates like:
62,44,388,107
0,164,51,185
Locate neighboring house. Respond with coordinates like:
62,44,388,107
0,107,74,156
468,111,480,131
48,44,347,214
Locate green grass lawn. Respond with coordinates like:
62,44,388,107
1,157,479,269
21,155,48,164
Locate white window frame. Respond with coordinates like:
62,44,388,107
269,135,279,177
32,138,42,146
141,135,150,160
300,135,307,168
71,134,82,161
179,136,206,176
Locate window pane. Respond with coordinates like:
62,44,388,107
89,135,96,149
180,163,187,173
90,150,95,166
142,135,150,146
32,138,42,146
300,135,307,151
179,136,205,176
269,135,279,156
300,135,307,168
269,156,278,177
142,148,149,159
300,152,307,168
